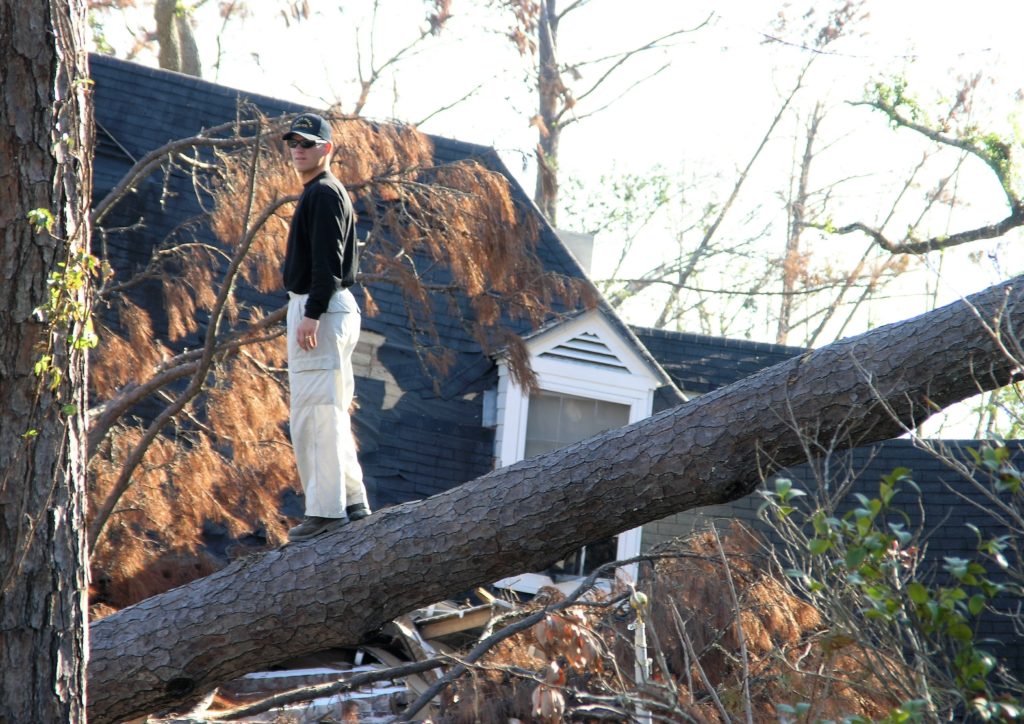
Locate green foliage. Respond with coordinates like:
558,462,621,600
969,443,1024,496
761,464,1021,719
869,77,926,127
27,207,55,233
86,7,117,56
36,250,101,351
970,389,1024,443
28,208,103,404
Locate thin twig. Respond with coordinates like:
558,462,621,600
671,602,732,723
711,524,753,724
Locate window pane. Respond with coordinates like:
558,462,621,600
526,393,562,447
525,391,629,457
592,399,630,435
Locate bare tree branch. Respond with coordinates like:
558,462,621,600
817,97,1024,254
92,119,262,226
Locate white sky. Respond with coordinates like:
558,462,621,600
100,2,1024,175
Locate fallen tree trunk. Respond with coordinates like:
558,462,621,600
88,276,1024,721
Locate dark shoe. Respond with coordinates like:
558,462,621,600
346,503,370,521
287,516,347,542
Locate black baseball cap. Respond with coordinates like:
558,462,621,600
282,113,332,143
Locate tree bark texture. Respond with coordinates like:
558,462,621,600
534,0,560,223
87,276,1024,721
0,1,93,722
154,0,202,77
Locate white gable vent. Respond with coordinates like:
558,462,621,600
539,331,629,372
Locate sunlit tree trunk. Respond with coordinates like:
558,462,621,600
534,0,561,223
155,0,202,77
778,103,821,344
0,1,93,721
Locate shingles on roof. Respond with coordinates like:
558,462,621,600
89,54,667,508
89,53,593,340
631,325,805,394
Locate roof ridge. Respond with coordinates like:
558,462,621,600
631,324,808,354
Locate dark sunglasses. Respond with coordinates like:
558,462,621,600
286,138,324,149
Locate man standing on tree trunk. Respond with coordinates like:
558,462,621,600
281,113,370,542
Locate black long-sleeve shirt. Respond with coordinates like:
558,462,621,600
282,171,358,319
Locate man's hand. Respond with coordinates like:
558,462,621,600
297,316,320,351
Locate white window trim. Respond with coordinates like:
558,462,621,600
494,311,660,593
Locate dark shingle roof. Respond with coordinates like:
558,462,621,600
88,54,678,507
631,326,805,394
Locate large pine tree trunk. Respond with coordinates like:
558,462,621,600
0,2,93,721
87,275,1024,722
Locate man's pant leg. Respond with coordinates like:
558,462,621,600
287,294,367,517
334,309,368,510
290,367,347,517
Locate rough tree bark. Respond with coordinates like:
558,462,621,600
85,275,1024,721
534,0,561,223
0,1,93,722
155,0,202,77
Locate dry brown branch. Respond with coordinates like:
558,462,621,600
88,130,275,549
711,525,753,724
92,118,260,226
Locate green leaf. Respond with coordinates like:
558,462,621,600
808,538,832,555
61,403,78,416
944,557,970,580
27,207,55,233
906,581,930,605
888,523,912,545
949,622,974,642
811,511,830,536
968,595,986,616
846,546,868,569
34,355,53,377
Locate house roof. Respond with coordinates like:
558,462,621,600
89,55,676,381
88,54,681,507
631,325,805,395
